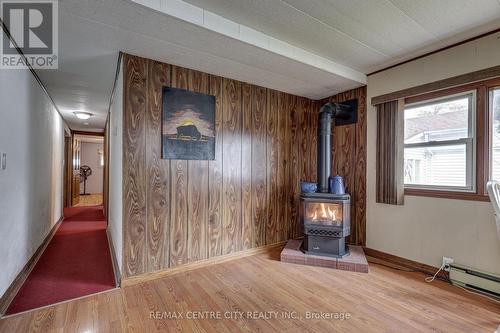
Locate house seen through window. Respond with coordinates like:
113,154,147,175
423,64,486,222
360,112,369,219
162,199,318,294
403,92,475,191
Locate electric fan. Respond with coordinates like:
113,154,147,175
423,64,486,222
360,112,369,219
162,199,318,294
80,165,92,196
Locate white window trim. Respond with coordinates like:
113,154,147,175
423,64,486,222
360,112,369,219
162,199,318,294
403,90,477,193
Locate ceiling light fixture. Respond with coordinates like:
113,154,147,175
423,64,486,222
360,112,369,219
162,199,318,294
74,111,92,120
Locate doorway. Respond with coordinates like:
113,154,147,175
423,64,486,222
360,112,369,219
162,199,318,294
73,133,105,206
63,131,72,208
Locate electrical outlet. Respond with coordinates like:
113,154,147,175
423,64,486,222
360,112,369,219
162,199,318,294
442,257,454,272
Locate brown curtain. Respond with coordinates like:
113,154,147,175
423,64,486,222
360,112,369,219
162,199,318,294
376,100,404,205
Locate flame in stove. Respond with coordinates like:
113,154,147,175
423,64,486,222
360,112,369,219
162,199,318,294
310,203,337,221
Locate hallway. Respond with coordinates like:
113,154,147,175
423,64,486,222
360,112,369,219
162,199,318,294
6,206,116,315
76,194,103,207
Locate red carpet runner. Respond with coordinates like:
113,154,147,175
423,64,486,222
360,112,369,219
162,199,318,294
7,206,116,315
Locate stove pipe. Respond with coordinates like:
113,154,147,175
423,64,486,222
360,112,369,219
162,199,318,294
317,102,352,193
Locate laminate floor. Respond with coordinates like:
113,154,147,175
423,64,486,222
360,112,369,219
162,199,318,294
76,194,103,206
1,248,498,332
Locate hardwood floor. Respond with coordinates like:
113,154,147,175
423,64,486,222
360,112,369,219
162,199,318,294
75,194,103,206
0,248,498,332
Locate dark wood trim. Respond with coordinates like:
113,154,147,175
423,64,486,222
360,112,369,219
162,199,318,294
404,188,489,202
404,77,500,104
0,216,63,317
476,85,488,197
364,247,449,281
106,229,121,287
72,130,104,137
71,136,81,206
63,136,73,208
368,28,500,76
371,65,500,105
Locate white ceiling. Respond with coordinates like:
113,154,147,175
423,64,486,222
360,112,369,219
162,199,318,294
34,0,500,131
184,0,500,73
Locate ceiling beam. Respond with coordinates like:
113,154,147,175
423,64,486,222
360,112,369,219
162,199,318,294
131,0,366,85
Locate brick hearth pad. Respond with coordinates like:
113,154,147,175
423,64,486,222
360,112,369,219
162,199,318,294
280,239,369,273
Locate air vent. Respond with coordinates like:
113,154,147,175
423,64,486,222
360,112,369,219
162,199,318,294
306,229,342,237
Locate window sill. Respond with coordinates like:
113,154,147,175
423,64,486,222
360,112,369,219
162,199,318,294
404,188,489,202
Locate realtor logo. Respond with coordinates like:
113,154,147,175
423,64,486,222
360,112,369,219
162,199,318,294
1,0,58,69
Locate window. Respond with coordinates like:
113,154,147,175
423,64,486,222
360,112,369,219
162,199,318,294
490,87,500,181
403,92,476,192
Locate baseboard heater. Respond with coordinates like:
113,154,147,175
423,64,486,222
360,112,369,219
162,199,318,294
449,263,500,297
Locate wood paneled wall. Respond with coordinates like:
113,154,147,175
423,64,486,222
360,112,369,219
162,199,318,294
122,53,366,277
321,87,367,246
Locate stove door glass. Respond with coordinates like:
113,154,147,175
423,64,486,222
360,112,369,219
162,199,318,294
303,201,343,226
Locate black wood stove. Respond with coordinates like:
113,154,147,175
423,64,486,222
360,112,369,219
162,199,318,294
301,192,350,257
300,101,357,258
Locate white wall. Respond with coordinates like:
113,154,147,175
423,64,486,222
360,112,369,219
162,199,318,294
108,62,123,273
367,32,500,275
80,141,104,194
0,67,66,297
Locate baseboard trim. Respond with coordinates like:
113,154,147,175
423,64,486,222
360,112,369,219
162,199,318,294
0,216,64,317
106,229,121,287
364,247,449,280
121,241,288,288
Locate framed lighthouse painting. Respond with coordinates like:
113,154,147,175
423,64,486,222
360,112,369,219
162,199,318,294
161,87,216,160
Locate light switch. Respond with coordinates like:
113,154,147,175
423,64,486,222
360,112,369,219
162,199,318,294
1,152,6,170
